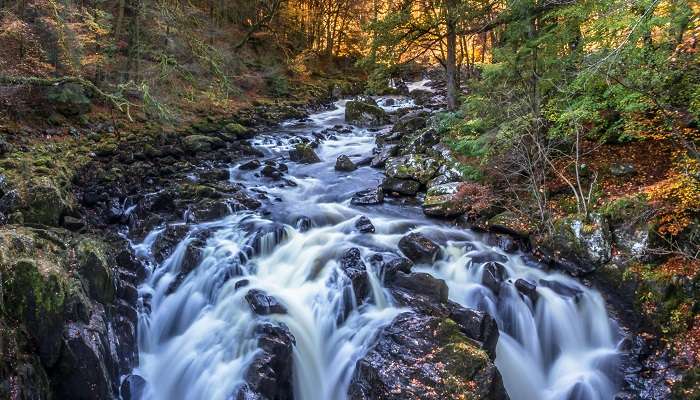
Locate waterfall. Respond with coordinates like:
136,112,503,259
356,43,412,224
130,90,621,400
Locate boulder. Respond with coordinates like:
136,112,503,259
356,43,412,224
120,374,146,400
409,89,433,105
351,187,384,206
239,160,261,170
260,165,283,180
381,177,420,196
547,213,612,275
378,111,428,143
610,163,636,176
348,312,507,400
345,101,389,127
339,248,370,302
389,272,449,308
242,322,295,400
289,143,321,164
385,155,439,185
422,182,470,217
245,289,287,315
24,176,69,226
370,145,398,168
355,216,375,233
183,135,225,153
398,232,440,264
448,305,500,358
77,239,116,304
188,199,230,222
335,155,357,172
514,279,537,303
481,262,507,294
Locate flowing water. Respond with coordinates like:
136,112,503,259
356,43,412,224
130,91,622,400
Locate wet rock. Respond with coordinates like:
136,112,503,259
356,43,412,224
239,159,261,170
348,312,507,400
390,271,448,307
370,145,398,168
235,279,250,291
486,233,520,253
289,143,321,164
381,177,420,196
547,213,612,275
120,374,146,400
409,89,433,105
152,224,190,262
231,190,262,210
296,216,312,232
242,322,295,400
370,253,413,281
385,155,439,185
378,111,428,143
422,182,469,217
245,289,288,315
481,262,507,294
355,216,375,233
469,251,509,265
398,232,440,264
339,248,370,301
77,239,116,303
514,279,537,303
345,100,389,127
538,279,583,299
351,187,384,205
448,304,500,359
335,155,357,171
260,165,283,180
188,199,230,222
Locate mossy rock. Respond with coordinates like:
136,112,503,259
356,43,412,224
345,100,389,127
46,83,91,116
182,135,225,154
385,155,439,185
76,239,115,303
23,177,69,226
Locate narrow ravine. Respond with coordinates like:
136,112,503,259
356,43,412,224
129,88,622,400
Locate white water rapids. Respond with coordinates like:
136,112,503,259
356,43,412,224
129,92,622,400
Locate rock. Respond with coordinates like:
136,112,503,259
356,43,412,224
370,253,413,281
239,160,261,170
422,182,470,217
398,232,440,264
183,135,225,153
188,199,230,222
24,177,69,226
351,187,384,205
370,145,398,168
385,155,439,185
47,82,91,116
610,163,636,176
481,262,507,294
235,279,250,291
381,177,420,196
547,213,612,275
400,128,441,154
409,89,433,105
339,248,370,302
296,216,312,232
242,322,295,400
469,251,509,265
486,234,520,253
260,165,283,180
514,279,537,303
62,215,85,231
538,279,583,299
120,374,146,400
378,111,428,143
345,100,389,127
335,155,357,171
427,165,465,188
77,239,116,304
245,289,288,315
390,271,449,306
348,312,507,400
448,305,500,359
355,216,375,233
289,143,321,164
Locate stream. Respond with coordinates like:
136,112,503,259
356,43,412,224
129,89,622,400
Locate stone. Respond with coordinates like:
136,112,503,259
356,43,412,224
422,182,469,217
610,163,636,176
409,89,433,105
245,289,287,315
188,199,230,222
370,145,398,168
47,82,92,116
469,251,509,265
538,279,583,299
448,305,500,359
24,177,69,226
390,271,449,305
77,239,116,304
260,165,283,180
351,187,384,205
296,216,312,232
381,177,420,196
239,160,261,170
242,322,295,400
348,313,507,400
377,111,428,143
335,155,357,171
345,100,389,127
514,279,538,303
385,155,439,185
548,213,612,275
398,232,440,264
62,215,85,231
481,262,507,294
339,248,370,302
120,374,146,400
289,143,321,164
183,135,225,153
355,216,375,233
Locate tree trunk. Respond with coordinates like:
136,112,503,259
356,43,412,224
446,3,458,111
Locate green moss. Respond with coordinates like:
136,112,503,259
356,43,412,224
435,318,491,398
76,238,115,303
3,258,67,322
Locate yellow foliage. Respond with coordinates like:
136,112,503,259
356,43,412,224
647,154,700,236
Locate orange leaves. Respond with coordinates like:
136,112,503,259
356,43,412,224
647,155,700,236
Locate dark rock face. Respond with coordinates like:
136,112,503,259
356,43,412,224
245,289,288,315
241,322,295,400
335,155,357,171
289,143,321,164
382,177,420,196
339,248,370,302
348,312,508,400
370,145,398,168
514,278,537,303
389,272,449,313
481,262,508,294
398,232,440,264
448,304,500,359
351,187,384,205
355,216,375,233
120,374,146,400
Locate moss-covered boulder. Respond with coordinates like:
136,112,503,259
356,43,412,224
422,182,470,217
76,238,116,303
348,312,507,399
546,213,612,275
46,83,92,116
345,100,389,127
23,177,69,226
182,135,225,153
289,143,321,164
385,155,439,185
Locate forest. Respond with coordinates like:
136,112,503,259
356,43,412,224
0,0,698,399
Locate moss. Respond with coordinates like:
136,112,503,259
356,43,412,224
76,238,115,303
3,258,67,323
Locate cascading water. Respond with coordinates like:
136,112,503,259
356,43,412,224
130,90,622,400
